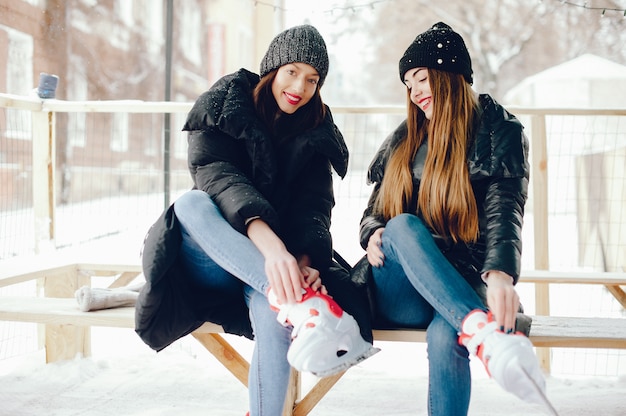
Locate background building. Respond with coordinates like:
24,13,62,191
0,0,285,208
0,0,284,101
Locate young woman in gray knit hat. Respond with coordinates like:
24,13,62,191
356,22,556,415
136,24,377,416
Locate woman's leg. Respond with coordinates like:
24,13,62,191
382,214,547,409
175,191,291,415
427,312,471,416
380,213,486,331
174,190,270,295
246,286,292,416
371,256,434,328
175,190,376,379
177,219,244,295
372,240,471,416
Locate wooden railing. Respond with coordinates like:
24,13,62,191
1,92,624,301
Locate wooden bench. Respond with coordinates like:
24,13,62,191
1,259,625,416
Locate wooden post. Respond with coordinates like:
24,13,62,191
283,368,301,416
531,114,551,372
191,332,249,387
31,109,56,254
292,372,346,416
43,265,91,362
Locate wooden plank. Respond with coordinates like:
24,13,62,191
191,332,249,387
284,368,301,416
0,262,76,287
43,266,91,362
373,329,427,343
520,270,626,285
530,114,551,372
0,92,43,111
0,296,226,333
1,297,625,347
45,323,90,362
32,110,56,253
605,285,626,309
528,315,626,348
76,262,142,274
107,272,142,288
0,259,141,287
40,98,193,114
194,321,227,333
292,371,346,416
0,296,137,328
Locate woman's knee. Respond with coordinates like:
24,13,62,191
174,190,206,214
174,190,222,226
385,213,428,239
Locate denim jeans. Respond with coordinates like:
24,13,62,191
371,213,487,416
174,190,291,416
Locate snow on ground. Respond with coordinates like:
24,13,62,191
1,327,625,416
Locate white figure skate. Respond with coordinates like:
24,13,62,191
269,287,379,377
459,309,559,415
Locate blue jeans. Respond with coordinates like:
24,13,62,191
371,213,487,416
174,190,291,416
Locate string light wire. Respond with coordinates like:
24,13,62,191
253,0,626,18
253,0,395,14
553,0,626,16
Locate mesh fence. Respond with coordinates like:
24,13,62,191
0,98,624,375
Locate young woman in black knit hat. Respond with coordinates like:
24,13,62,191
135,24,377,416
357,22,551,415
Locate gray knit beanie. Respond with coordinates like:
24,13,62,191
399,22,473,85
260,24,329,86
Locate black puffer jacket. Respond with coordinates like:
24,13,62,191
359,94,529,301
136,69,373,351
183,69,348,266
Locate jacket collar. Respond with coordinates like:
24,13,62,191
184,68,348,179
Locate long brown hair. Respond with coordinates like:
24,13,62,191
253,69,326,136
374,69,479,243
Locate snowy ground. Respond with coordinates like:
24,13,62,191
1,326,625,416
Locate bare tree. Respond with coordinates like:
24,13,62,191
322,0,626,105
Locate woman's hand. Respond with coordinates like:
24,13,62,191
484,271,519,333
366,227,385,267
297,254,326,295
301,265,327,295
263,249,306,304
247,219,304,304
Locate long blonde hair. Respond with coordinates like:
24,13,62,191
374,69,479,243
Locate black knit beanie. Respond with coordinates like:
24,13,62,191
399,22,473,85
260,24,329,86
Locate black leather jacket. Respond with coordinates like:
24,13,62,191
359,94,529,299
